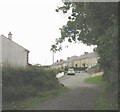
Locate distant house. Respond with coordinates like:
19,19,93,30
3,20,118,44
51,59,65,69
65,56,78,68
0,32,30,67
74,52,99,68
51,52,99,70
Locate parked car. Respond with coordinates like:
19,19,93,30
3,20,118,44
67,68,75,75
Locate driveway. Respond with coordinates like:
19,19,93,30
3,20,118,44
28,72,101,110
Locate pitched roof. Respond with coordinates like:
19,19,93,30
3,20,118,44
52,60,65,66
52,52,98,66
0,34,29,52
75,52,98,60
66,56,78,63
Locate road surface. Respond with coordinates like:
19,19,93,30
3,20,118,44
29,72,101,110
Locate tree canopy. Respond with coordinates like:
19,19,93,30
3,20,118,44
51,2,118,109
51,2,118,51
51,2,118,71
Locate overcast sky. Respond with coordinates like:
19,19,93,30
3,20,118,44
0,0,96,65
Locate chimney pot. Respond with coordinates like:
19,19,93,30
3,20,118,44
60,59,63,61
84,52,88,54
67,57,69,60
8,32,12,40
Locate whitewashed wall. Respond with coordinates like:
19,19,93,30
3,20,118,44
0,35,29,67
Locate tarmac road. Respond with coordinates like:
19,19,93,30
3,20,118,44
30,72,101,110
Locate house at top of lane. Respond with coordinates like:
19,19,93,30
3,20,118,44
74,52,99,68
65,56,78,68
0,32,30,67
51,59,65,69
51,56,79,69
51,52,99,69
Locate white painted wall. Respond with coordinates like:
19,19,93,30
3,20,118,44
56,72,64,78
0,35,29,67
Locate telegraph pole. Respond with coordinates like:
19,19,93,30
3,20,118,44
52,51,54,64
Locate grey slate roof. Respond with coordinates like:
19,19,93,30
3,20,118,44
75,52,98,61
52,52,98,66
0,35,29,52
52,60,65,66
66,56,78,63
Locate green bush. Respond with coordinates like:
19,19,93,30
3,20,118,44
2,66,60,102
64,67,87,71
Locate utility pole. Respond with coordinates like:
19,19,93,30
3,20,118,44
52,51,54,64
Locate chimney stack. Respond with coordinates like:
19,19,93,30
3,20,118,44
84,52,88,54
60,59,63,61
8,32,12,40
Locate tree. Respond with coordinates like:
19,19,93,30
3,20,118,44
51,2,118,74
51,2,118,51
51,2,118,109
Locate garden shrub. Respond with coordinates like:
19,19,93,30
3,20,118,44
2,66,61,102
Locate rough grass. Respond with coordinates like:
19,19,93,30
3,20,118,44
2,65,67,110
85,75,103,84
96,81,118,110
85,75,118,110
3,85,68,110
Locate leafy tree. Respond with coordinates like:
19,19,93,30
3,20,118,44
51,2,118,109
51,2,118,76
51,2,118,51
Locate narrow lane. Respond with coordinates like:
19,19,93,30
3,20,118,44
29,72,101,110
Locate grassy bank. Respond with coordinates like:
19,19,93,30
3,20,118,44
85,75,103,84
3,85,67,110
85,75,118,110
2,66,67,110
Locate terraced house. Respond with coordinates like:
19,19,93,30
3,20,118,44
51,59,65,69
74,52,99,68
65,56,78,68
51,52,99,69
0,32,30,67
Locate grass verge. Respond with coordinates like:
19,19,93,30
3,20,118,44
85,75,118,110
2,66,68,110
3,85,68,110
84,75,103,84
84,75,107,110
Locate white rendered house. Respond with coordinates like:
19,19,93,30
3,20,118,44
0,32,29,67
